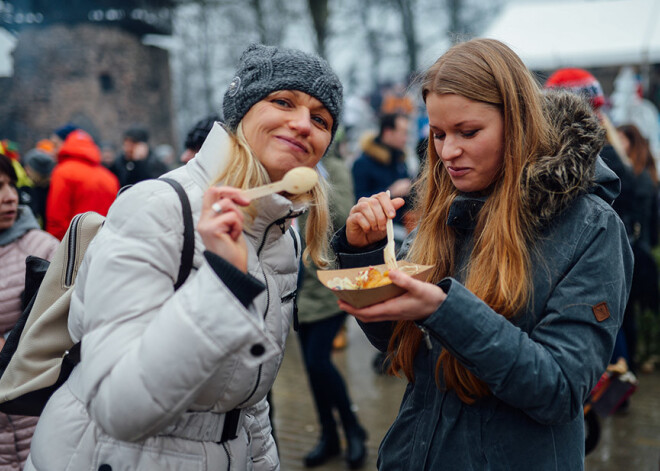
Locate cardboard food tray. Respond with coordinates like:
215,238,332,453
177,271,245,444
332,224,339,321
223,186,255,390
317,261,434,308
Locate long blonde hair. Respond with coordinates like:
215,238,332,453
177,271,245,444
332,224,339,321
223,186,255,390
389,39,555,403
211,123,331,267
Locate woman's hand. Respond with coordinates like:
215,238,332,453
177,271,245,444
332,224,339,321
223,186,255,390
198,186,251,272
345,192,406,247
338,270,447,322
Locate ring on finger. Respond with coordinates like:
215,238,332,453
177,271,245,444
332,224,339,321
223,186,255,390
211,202,223,214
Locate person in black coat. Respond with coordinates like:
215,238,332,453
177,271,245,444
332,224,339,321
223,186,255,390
110,126,168,186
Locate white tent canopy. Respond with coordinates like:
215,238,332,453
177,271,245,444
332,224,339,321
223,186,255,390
482,0,660,71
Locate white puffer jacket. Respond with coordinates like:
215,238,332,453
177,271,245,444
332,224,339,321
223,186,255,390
26,125,303,470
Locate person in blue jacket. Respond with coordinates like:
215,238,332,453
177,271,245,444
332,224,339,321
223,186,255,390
331,38,633,470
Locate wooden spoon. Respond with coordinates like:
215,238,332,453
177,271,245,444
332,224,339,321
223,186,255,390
240,167,319,200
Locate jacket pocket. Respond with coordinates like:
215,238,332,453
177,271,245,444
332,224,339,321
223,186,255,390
93,436,204,471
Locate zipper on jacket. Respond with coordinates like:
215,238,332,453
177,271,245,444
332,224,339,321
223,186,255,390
418,325,433,350
64,213,84,287
281,290,297,304
239,210,303,408
256,209,301,319
222,442,231,470
238,211,294,409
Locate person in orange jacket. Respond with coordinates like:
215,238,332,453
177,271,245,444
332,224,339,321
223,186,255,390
46,129,119,239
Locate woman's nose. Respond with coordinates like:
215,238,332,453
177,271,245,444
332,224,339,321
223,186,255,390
440,135,461,160
289,108,312,136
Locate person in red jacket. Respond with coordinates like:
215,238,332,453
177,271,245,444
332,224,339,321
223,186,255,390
46,129,119,240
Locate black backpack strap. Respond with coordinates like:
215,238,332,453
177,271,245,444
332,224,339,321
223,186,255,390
160,178,194,290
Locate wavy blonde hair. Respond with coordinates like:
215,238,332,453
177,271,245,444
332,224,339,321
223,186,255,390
211,123,331,267
389,39,555,403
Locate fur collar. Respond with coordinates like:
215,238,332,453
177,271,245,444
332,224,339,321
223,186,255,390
359,133,405,165
521,90,606,229
447,91,609,232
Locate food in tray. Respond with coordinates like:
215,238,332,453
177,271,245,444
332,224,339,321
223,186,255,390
327,265,421,291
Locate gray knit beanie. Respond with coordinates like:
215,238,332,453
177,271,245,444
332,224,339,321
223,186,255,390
222,43,343,141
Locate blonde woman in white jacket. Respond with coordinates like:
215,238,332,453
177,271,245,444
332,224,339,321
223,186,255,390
25,43,342,471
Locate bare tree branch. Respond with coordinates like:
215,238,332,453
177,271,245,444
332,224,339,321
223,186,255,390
307,0,328,58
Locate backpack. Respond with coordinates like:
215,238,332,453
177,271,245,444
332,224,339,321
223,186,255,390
0,178,194,416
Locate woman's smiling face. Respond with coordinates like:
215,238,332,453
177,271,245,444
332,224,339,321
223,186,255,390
426,92,504,193
241,90,333,182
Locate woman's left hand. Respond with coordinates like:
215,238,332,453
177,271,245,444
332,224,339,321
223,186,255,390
338,269,447,323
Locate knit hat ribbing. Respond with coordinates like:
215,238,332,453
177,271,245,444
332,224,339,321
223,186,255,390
222,44,343,141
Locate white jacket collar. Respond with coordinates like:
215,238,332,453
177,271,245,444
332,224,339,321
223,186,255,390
185,122,232,190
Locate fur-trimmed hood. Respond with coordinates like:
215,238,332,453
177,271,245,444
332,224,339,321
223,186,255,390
359,132,406,165
521,90,611,229
447,90,616,233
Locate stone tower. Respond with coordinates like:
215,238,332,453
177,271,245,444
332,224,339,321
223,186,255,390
0,0,176,153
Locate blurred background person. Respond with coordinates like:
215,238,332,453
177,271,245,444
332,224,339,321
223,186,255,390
49,124,77,157
110,126,167,186
0,152,59,470
0,140,32,200
352,113,412,234
380,82,414,117
22,148,55,229
297,128,367,469
180,114,221,164
617,123,659,373
99,142,117,170
46,129,119,240
153,144,176,172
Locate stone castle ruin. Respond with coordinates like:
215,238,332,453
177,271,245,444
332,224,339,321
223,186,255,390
0,0,176,153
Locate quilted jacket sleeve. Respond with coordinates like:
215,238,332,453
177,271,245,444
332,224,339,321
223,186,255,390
73,180,281,442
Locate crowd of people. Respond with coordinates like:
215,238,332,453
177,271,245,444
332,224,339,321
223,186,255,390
0,37,657,470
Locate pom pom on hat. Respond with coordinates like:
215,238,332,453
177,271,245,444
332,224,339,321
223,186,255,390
222,43,343,142
545,68,605,109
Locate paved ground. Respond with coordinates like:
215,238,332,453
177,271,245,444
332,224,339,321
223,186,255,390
272,318,660,470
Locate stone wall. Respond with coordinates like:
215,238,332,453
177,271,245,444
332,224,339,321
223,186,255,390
0,23,175,153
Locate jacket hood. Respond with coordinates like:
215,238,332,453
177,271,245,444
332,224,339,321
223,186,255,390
58,130,102,165
521,90,608,229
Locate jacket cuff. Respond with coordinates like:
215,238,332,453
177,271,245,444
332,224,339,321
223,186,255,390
203,250,265,308
331,226,388,269
419,277,495,369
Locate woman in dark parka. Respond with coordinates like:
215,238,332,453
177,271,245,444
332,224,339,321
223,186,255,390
332,39,633,470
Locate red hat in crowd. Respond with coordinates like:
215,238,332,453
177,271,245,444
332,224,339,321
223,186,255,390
544,68,606,109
